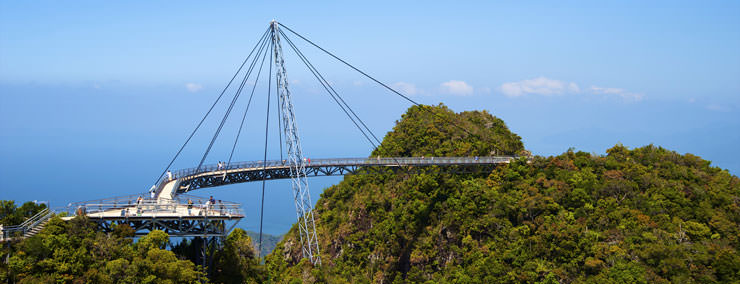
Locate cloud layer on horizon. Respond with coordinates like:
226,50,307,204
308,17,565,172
498,77,644,103
440,80,474,96
499,77,579,97
392,81,420,96
590,86,644,102
185,82,203,93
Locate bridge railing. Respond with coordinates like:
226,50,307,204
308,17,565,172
306,156,519,166
66,197,244,219
1,208,53,241
162,156,521,184
68,193,150,209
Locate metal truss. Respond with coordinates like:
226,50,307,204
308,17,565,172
270,21,321,265
89,217,240,238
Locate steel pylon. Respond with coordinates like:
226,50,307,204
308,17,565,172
270,21,321,265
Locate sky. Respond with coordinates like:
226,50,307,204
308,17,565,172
1,1,739,235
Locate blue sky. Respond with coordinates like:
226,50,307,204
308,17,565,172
1,1,739,234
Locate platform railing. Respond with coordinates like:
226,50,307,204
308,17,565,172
66,196,244,219
68,193,149,209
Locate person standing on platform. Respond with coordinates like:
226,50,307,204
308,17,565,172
136,196,143,215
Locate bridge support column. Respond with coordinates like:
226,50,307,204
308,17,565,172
271,20,322,265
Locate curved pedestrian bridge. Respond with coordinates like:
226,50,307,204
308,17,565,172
159,156,520,197
59,155,520,237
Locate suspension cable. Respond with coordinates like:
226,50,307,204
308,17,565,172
152,27,270,186
227,36,272,167
279,29,379,148
196,33,271,172
278,22,478,140
279,28,406,171
276,67,284,162
258,33,274,258
280,29,382,145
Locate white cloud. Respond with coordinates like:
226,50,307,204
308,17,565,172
590,86,624,95
185,83,203,93
392,82,419,96
440,80,474,96
499,77,578,97
706,104,730,112
568,82,580,93
590,86,644,102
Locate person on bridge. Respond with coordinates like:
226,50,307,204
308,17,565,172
167,170,173,181
136,196,143,214
187,199,193,215
150,190,156,200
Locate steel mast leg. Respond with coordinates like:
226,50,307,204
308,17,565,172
270,21,321,265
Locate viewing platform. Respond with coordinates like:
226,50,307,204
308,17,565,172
64,194,244,237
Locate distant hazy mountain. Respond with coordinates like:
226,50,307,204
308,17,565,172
246,230,282,258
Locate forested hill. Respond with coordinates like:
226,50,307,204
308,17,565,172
265,104,740,283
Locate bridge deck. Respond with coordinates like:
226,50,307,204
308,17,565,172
160,156,519,194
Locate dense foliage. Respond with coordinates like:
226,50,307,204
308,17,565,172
1,212,267,283
212,229,265,283
372,104,526,157
0,200,46,226
265,104,740,283
2,216,204,283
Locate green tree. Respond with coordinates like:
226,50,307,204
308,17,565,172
212,228,265,283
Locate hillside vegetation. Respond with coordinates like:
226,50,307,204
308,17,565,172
1,214,264,283
265,104,740,283
2,104,738,283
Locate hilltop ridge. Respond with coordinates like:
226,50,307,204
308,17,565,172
265,104,740,283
